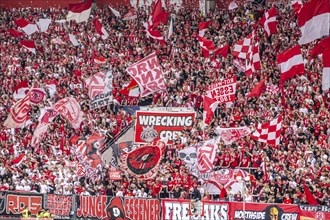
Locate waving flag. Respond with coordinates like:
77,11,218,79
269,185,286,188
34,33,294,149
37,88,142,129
245,41,261,76
4,91,32,128
216,127,252,145
36,18,51,32
197,36,216,58
94,18,109,40
148,0,169,29
178,145,198,176
45,79,57,97
8,29,25,38
122,9,136,20
13,80,29,100
246,79,266,98
232,33,253,59
146,27,166,45
198,20,212,36
119,78,140,97
291,0,302,14
214,44,229,58
203,96,219,126
303,184,319,205
251,115,282,146
15,18,38,36
20,40,36,54
109,6,121,17
167,17,173,40
53,97,83,129
298,0,330,45
259,7,277,38
69,34,80,46
126,53,166,97
309,36,330,91
12,153,26,166
197,138,218,174
277,45,304,86
30,88,46,105
66,0,92,23
94,56,107,64
85,72,106,99
228,1,239,10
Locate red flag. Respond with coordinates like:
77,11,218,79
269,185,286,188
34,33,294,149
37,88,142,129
122,9,136,20
146,27,166,45
119,78,140,97
232,33,253,59
246,79,266,98
214,45,229,58
14,80,29,100
258,7,277,38
298,0,330,45
15,18,38,36
66,0,92,23
291,0,302,14
245,41,261,76
197,36,216,58
8,29,25,38
149,0,164,29
203,96,219,126
277,45,304,86
11,153,26,166
303,184,318,205
198,20,212,36
20,40,36,54
94,18,109,39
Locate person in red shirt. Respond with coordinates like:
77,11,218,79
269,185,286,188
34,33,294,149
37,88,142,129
152,180,162,198
283,194,293,204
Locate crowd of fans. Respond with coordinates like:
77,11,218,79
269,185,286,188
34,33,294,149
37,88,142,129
0,0,329,208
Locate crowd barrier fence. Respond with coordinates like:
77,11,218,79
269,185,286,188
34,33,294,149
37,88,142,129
0,191,329,219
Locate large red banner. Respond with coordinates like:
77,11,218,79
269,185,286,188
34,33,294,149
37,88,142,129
126,53,166,97
134,111,196,143
207,76,237,103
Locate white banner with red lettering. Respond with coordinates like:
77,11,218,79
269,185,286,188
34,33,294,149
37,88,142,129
53,97,83,129
126,53,166,97
207,76,237,103
134,111,196,144
216,126,252,145
197,138,218,174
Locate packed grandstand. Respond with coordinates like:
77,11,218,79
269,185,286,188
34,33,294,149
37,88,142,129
0,0,329,219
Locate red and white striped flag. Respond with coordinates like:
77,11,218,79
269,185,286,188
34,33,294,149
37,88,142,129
298,0,330,45
53,97,83,129
12,153,26,166
232,33,253,59
197,138,218,174
94,56,107,64
94,18,109,40
277,45,304,86
20,40,36,54
8,29,25,38
245,41,261,76
197,36,216,58
15,18,38,36
119,78,140,97
259,7,277,38
251,115,282,146
203,95,219,126
13,80,29,100
198,20,212,36
66,0,92,23
309,36,330,91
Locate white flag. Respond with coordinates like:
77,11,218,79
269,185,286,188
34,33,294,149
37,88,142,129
36,19,52,32
167,18,173,40
69,34,80,46
109,6,121,17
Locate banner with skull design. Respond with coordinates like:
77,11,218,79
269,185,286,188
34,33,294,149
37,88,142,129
178,145,199,176
120,141,165,180
134,111,196,144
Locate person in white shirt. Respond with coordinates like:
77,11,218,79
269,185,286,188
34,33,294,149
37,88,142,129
116,187,124,197
23,182,31,191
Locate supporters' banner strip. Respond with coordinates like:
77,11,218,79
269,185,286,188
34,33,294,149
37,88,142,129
121,141,166,180
207,76,237,103
216,126,252,145
126,53,166,97
77,196,160,220
90,71,113,109
134,111,196,143
162,199,230,220
109,170,123,180
4,192,44,216
231,202,300,220
47,194,73,218
53,97,83,129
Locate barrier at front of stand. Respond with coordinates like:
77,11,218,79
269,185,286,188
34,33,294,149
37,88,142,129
1,191,330,220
